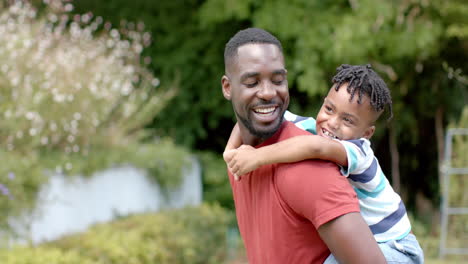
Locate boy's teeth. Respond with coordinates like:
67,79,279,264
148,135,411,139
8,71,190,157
323,129,338,139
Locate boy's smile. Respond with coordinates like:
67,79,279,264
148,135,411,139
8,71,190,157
316,83,379,141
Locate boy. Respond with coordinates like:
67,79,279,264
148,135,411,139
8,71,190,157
224,64,424,263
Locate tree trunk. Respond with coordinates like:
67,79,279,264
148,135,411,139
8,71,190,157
435,106,445,197
389,122,401,193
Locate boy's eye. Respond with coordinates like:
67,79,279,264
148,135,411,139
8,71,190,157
343,117,354,125
325,106,332,112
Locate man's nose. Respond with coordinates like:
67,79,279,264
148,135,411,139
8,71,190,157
257,81,276,101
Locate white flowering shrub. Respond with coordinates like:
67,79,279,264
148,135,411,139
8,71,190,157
0,1,187,234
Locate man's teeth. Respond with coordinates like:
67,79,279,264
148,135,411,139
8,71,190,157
323,129,338,139
254,107,275,114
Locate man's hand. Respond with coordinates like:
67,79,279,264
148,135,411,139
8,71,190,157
223,145,260,181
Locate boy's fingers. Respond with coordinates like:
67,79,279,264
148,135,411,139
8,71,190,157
223,150,236,162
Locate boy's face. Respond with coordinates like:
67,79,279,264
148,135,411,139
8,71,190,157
316,83,380,141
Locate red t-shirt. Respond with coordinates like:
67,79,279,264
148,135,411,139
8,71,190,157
229,121,359,264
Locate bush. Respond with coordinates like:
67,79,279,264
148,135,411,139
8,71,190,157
0,1,187,235
0,204,231,264
0,247,93,264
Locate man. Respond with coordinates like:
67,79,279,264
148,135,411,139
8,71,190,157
221,28,386,263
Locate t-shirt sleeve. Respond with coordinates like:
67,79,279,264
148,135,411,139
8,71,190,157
276,160,360,228
283,110,317,135
339,139,386,193
338,139,376,179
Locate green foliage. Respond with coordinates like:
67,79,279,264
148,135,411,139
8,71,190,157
198,151,234,211
71,0,467,210
199,0,467,208
0,204,232,264
73,0,244,149
0,2,188,233
0,247,94,264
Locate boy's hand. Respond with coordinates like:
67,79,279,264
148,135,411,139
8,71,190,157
223,149,241,181
226,145,260,180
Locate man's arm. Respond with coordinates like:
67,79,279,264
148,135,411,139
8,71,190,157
318,212,386,264
225,135,348,177
277,161,385,264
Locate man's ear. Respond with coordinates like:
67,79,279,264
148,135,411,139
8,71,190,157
363,125,375,139
221,75,231,100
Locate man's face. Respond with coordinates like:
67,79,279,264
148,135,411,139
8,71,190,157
315,83,379,141
222,43,289,142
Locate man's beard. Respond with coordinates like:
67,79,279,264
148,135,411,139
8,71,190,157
235,108,285,140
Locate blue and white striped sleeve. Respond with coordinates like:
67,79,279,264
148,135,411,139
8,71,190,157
283,110,317,135
338,139,375,178
340,139,387,193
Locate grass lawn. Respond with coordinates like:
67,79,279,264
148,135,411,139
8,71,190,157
426,258,465,264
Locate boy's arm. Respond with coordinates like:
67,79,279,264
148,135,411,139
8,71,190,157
226,135,348,177
224,123,242,152
257,134,348,167
223,123,244,180
339,139,375,177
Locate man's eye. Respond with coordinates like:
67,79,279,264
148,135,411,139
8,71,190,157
272,77,285,85
245,82,257,88
325,106,332,112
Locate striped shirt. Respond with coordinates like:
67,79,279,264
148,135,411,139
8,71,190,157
284,111,411,242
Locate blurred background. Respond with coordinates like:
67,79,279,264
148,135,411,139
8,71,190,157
0,0,466,263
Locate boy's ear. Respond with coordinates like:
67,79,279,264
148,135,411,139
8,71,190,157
221,75,231,100
363,125,375,139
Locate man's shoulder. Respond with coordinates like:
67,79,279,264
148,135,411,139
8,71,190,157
276,158,341,178
278,121,311,138
273,156,359,226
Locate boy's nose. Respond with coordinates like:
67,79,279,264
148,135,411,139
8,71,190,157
328,116,340,131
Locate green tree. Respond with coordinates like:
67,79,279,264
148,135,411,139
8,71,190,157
73,0,246,149
71,0,467,215
199,0,467,210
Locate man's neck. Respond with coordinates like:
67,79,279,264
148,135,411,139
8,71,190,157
239,121,286,147
240,129,264,147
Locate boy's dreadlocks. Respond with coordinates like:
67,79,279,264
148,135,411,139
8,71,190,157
332,64,393,120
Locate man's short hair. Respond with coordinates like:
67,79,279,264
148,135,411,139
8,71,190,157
224,28,283,71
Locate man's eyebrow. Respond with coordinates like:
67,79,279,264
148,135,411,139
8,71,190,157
240,69,287,81
240,72,260,81
272,69,287,75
